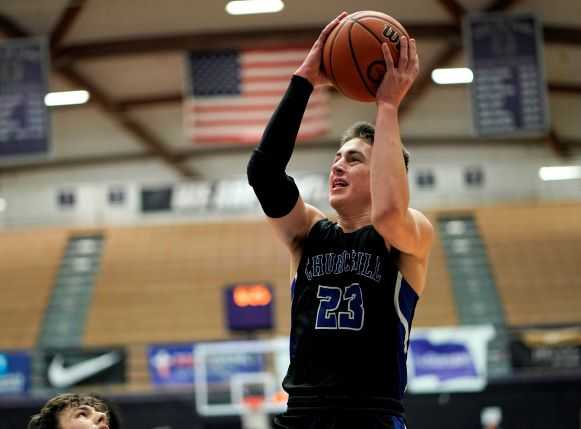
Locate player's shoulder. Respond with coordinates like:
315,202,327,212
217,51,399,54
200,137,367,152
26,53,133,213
409,207,434,239
303,203,327,231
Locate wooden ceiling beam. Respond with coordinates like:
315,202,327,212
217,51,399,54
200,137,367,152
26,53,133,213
3,135,570,176
49,0,88,52
105,80,581,111
546,129,572,159
0,11,197,178
52,24,461,64
52,24,581,64
548,83,581,94
58,66,197,177
0,13,28,38
437,0,466,23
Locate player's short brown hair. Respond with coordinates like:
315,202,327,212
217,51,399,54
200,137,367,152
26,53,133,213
27,393,111,429
341,121,410,172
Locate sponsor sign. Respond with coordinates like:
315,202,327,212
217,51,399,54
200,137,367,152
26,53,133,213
510,326,581,372
148,343,195,386
43,347,126,388
0,351,31,395
408,325,494,393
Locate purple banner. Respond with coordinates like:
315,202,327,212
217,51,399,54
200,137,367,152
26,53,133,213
0,38,50,159
148,343,195,386
0,351,31,395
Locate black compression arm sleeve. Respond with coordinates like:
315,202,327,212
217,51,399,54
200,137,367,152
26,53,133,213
247,75,314,218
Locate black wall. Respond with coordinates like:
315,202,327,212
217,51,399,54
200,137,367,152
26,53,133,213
1,376,580,429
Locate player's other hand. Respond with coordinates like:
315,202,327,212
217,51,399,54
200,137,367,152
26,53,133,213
295,11,348,87
376,36,419,108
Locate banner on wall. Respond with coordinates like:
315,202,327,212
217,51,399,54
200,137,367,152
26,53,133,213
0,351,31,395
148,342,266,388
407,325,495,393
148,343,196,386
509,326,581,372
43,347,126,388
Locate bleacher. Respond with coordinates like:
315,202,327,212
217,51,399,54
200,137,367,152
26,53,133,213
1,203,579,351
477,202,581,326
84,221,291,346
0,229,67,349
1,204,580,397
414,214,458,327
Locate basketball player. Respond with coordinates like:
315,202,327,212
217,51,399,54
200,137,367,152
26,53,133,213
247,12,433,429
27,393,120,429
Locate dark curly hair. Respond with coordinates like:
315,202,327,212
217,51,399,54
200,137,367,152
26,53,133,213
27,393,117,429
340,121,410,172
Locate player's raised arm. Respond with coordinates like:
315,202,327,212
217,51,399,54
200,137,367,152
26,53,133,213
370,37,433,261
246,12,347,252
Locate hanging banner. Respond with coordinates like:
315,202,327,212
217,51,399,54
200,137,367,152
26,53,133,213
0,37,50,160
465,14,549,137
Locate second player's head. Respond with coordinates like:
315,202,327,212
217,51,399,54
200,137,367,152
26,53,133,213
329,121,409,214
27,393,111,429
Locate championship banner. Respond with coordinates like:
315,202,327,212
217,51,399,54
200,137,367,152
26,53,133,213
148,343,196,387
0,37,50,160
0,351,31,395
43,347,126,388
509,326,581,372
465,13,549,137
407,325,495,393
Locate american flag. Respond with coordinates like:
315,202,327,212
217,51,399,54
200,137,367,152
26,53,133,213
184,46,330,145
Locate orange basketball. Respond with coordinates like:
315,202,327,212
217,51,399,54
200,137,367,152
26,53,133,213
322,11,410,102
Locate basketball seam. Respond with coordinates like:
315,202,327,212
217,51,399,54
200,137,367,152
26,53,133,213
326,19,344,90
348,23,376,99
352,14,409,38
353,20,386,45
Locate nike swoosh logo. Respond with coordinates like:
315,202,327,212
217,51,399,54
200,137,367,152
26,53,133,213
48,351,121,388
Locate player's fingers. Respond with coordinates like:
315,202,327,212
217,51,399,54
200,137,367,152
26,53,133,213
382,42,394,72
398,36,408,70
408,38,418,73
320,11,348,40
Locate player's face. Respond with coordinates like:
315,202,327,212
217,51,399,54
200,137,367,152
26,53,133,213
57,405,109,429
329,138,372,211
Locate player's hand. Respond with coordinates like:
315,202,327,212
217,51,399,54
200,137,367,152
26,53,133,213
376,36,419,108
294,11,348,87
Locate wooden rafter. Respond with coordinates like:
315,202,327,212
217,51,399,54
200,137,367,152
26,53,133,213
546,129,571,158
110,80,581,111
2,135,568,175
49,0,88,52
51,24,581,64
0,7,197,178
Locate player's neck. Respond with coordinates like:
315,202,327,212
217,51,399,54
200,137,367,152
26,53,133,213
336,210,371,233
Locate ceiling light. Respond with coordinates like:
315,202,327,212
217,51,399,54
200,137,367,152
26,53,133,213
44,90,90,107
431,68,474,85
225,0,284,15
539,166,581,181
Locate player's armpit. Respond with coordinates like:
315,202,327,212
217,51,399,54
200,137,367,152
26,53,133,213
267,198,325,253
373,207,434,260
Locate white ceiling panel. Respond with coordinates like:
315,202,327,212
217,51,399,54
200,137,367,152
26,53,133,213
76,53,185,99
128,104,190,150
50,106,145,158
0,0,68,35
64,0,451,44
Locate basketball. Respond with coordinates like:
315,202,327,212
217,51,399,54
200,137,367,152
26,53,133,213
322,11,410,102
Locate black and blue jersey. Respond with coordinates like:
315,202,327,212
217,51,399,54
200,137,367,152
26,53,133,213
282,219,418,416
